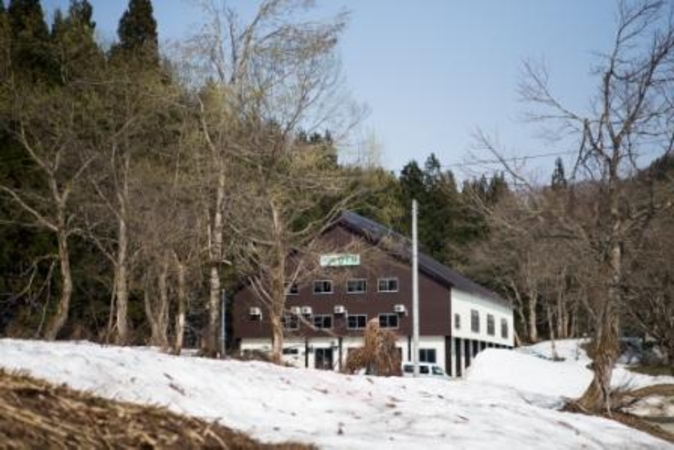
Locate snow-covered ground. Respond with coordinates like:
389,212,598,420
0,338,672,449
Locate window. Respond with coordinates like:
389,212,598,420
313,280,333,294
378,277,399,292
487,314,495,336
432,366,445,376
282,348,299,355
285,283,299,295
454,313,461,330
313,315,333,329
471,309,480,333
347,314,367,330
282,314,299,330
378,313,399,329
501,318,509,339
419,349,437,363
347,278,367,294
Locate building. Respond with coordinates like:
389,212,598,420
232,211,513,377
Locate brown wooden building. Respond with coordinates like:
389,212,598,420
232,212,513,377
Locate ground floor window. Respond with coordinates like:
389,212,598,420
315,348,333,370
419,348,437,363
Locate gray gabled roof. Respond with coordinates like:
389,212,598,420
337,211,510,308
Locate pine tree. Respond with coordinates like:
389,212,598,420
7,0,54,81
551,157,567,190
51,0,101,81
114,0,158,65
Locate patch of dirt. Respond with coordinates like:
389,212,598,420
0,369,314,449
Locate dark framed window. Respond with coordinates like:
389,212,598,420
419,349,437,363
282,347,299,355
377,277,399,292
282,314,299,330
347,279,367,294
313,280,333,294
347,314,367,330
487,314,495,336
501,318,509,339
454,313,461,330
313,315,333,329
285,283,299,295
471,309,480,333
378,313,399,329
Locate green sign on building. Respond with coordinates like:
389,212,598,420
319,253,360,267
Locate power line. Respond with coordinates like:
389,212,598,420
439,150,579,169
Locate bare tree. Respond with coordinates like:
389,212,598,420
476,0,674,413
0,75,94,340
182,0,356,356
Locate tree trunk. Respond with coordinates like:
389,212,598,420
578,220,622,412
44,220,72,340
173,255,187,355
114,212,129,344
269,203,286,364
510,280,529,343
204,169,226,356
156,254,171,349
270,313,283,364
528,291,539,343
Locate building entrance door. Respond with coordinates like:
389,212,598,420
315,348,333,370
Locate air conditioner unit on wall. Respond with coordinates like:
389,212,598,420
249,307,262,317
334,305,346,314
394,304,407,314
301,306,313,315
290,306,301,315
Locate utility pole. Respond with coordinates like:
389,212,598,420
412,199,420,377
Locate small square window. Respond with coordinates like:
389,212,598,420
313,280,333,294
378,313,399,329
347,314,367,330
347,279,367,294
377,277,399,293
313,315,333,329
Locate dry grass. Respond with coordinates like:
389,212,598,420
0,369,315,450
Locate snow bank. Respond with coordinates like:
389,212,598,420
0,339,671,450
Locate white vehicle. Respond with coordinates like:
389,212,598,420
402,362,449,379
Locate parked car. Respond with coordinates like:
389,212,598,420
401,362,450,379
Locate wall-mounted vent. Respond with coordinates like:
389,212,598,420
301,306,313,315
333,305,346,314
249,307,262,317
290,306,301,315
393,304,407,314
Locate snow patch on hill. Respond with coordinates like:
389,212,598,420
0,338,671,449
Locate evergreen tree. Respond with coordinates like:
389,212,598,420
551,157,567,190
114,0,158,65
7,0,54,81
51,0,101,81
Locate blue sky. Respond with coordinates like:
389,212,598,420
42,0,619,179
